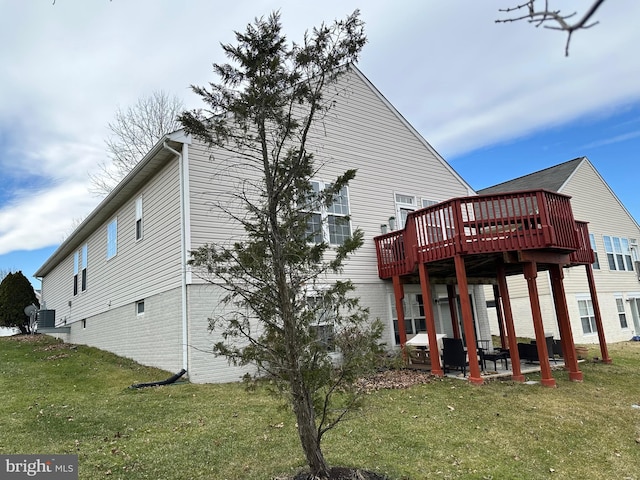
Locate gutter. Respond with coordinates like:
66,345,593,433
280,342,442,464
163,141,190,373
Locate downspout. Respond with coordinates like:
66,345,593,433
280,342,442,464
163,141,190,373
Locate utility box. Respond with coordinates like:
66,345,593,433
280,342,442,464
38,310,56,328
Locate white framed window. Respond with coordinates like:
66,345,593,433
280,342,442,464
615,296,628,329
73,251,79,296
577,297,596,334
589,233,600,270
306,294,335,352
107,218,118,259
394,193,416,229
136,300,145,316
81,243,87,292
421,198,438,208
603,235,634,271
135,196,143,241
390,292,426,345
306,181,352,245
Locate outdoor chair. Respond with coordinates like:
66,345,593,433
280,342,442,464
442,337,469,376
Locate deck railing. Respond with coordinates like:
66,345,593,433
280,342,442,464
374,189,581,279
569,221,595,265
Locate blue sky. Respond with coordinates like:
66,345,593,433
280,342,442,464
1,1,639,290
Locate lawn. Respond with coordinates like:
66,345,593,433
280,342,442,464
1,335,640,479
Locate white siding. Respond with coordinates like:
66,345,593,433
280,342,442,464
41,156,183,327
63,287,183,373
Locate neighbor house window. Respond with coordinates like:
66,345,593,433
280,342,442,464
107,218,118,259
136,300,145,316
73,251,79,296
603,235,634,271
577,297,596,334
615,296,628,329
305,181,351,245
135,196,143,241
589,233,600,270
81,243,87,292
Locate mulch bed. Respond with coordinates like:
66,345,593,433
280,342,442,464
356,368,434,393
290,467,389,479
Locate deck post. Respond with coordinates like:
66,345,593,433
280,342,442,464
493,284,507,349
446,284,462,340
418,263,443,376
496,262,524,382
585,264,612,363
549,264,583,381
454,255,483,385
392,275,407,352
523,261,556,387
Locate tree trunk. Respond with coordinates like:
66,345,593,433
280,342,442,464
291,376,330,478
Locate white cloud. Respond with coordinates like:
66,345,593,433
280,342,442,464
1,0,639,256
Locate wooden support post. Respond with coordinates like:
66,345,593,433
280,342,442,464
497,262,524,382
585,264,612,363
493,284,507,350
454,255,483,385
418,263,443,376
446,284,461,340
523,261,556,388
549,264,582,381
392,276,407,348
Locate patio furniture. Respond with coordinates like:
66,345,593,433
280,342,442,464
442,337,469,376
481,350,509,371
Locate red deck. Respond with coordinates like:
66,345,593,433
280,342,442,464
375,189,593,279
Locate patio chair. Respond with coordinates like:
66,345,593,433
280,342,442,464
442,337,469,376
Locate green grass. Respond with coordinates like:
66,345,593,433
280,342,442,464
2,336,640,479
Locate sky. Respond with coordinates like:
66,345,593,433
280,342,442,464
1,0,639,290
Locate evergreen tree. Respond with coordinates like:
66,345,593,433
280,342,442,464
180,11,382,478
0,271,40,334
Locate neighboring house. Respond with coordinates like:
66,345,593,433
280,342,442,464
478,157,640,345
34,66,488,383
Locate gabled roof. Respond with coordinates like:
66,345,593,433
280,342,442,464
477,157,585,194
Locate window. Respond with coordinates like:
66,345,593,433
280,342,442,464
136,300,145,316
73,251,79,296
391,293,426,345
603,235,634,271
81,243,87,292
394,193,416,229
615,297,628,329
81,319,87,329
589,233,600,270
422,198,438,208
107,218,118,259
135,196,143,241
577,298,596,334
305,181,352,245
306,295,335,352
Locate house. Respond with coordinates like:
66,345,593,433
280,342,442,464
34,66,492,384
478,157,640,346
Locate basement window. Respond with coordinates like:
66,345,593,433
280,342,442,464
136,300,145,316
